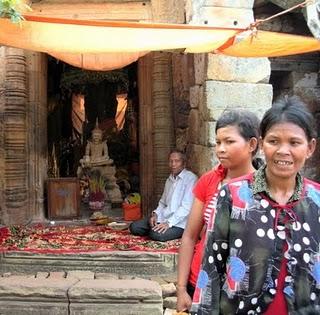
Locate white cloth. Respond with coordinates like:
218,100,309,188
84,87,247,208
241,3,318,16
154,169,198,229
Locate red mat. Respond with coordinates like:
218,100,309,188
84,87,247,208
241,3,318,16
0,224,181,254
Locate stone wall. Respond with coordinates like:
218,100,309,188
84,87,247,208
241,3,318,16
185,0,273,176
273,71,320,181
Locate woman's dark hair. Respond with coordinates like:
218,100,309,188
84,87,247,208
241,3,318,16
215,109,262,169
260,96,317,141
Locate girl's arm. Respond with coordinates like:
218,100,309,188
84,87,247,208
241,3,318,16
176,197,204,312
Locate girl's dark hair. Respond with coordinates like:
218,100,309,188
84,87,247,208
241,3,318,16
215,109,263,169
260,96,317,141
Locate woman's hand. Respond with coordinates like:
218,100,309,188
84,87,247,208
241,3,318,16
176,286,192,313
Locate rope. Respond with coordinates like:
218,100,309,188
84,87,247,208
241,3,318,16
249,0,316,30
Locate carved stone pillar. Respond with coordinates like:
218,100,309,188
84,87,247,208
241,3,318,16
26,51,47,221
0,47,28,224
149,0,184,207
152,52,175,202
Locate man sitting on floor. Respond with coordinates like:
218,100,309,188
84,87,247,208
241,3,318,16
129,149,198,242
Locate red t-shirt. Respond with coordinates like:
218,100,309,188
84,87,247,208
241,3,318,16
189,165,226,286
264,245,288,315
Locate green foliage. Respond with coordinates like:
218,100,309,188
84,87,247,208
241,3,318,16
0,0,31,23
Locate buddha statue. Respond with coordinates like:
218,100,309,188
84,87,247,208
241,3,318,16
80,122,113,168
78,120,122,204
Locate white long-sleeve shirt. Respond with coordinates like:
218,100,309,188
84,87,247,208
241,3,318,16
154,169,198,229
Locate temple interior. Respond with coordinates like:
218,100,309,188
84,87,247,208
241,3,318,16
46,58,140,213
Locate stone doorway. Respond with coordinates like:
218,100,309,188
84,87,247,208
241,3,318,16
46,57,141,217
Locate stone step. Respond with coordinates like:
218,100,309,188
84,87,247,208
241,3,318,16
0,251,177,277
0,273,163,315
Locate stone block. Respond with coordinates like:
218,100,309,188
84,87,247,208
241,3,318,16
94,273,119,280
163,296,177,309
199,121,216,147
290,72,318,88
194,54,207,85
207,54,270,83
203,81,273,120
162,273,177,284
161,282,176,297
150,276,168,285
176,128,188,152
203,0,254,8
49,272,66,280
188,109,200,144
0,275,78,315
192,7,254,28
36,272,49,279
67,270,94,280
69,279,163,315
187,144,218,176
0,251,178,277
190,85,200,108
293,87,320,113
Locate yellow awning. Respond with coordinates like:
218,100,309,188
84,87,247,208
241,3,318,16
0,15,319,70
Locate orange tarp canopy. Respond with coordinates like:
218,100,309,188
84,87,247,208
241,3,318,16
0,15,319,70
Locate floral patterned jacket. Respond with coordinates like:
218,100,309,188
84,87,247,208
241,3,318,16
191,167,320,315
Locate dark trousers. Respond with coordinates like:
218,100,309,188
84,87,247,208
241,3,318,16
129,217,184,242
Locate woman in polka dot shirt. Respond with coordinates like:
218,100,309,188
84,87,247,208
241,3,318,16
191,96,320,315
177,110,261,313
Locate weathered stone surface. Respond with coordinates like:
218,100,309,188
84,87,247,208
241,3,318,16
0,47,28,225
67,270,94,280
191,6,253,28
176,128,188,152
207,55,271,83
203,0,254,8
194,54,207,85
48,272,66,280
0,251,178,276
0,274,164,315
162,273,177,284
94,273,119,280
306,2,320,40
202,81,273,121
163,296,177,309
255,13,295,33
190,85,201,108
199,121,216,147
0,275,78,315
0,275,78,298
161,282,176,297
36,272,49,279
289,72,318,89
195,54,270,84
151,0,185,23
187,144,218,176
150,276,168,285
69,279,163,315
188,109,200,144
